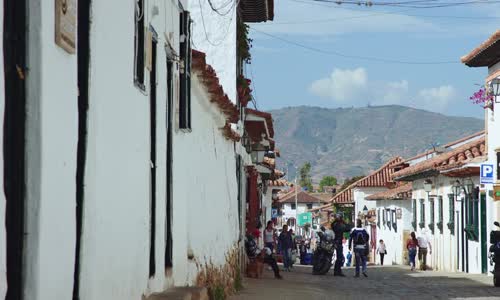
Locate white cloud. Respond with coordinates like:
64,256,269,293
309,67,367,102
417,85,456,111
309,67,456,113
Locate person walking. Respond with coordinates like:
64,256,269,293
349,219,370,278
377,240,387,266
417,230,432,271
279,225,293,271
406,232,418,271
264,221,276,253
331,213,349,276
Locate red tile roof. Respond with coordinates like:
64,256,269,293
393,137,486,180
325,157,403,204
278,188,326,204
356,157,403,187
239,0,274,22
246,108,274,138
269,179,289,187
220,122,241,142
462,30,500,67
192,50,239,124
397,131,485,164
365,183,412,201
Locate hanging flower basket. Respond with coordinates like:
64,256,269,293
469,86,494,110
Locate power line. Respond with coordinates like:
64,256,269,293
301,0,500,8
251,27,458,65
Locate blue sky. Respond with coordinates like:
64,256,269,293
247,0,500,119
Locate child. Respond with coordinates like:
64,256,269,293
346,251,352,266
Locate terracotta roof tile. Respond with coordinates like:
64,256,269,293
246,108,274,138
192,50,239,124
356,157,403,187
365,183,412,201
269,179,289,187
393,137,486,180
278,189,326,204
461,30,500,67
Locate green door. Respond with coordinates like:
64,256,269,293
481,193,487,274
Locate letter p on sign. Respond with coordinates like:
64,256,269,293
481,164,494,184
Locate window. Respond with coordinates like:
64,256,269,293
377,208,380,228
419,199,425,229
291,203,296,210
382,207,386,227
447,194,455,234
179,10,192,129
429,198,435,233
466,192,479,241
134,0,145,89
386,209,391,230
437,196,443,233
307,203,313,210
412,199,417,230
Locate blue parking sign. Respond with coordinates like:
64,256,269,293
481,164,494,184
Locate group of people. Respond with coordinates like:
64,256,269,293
406,231,432,271
245,214,431,280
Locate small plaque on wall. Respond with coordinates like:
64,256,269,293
55,0,76,54
494,185,500,201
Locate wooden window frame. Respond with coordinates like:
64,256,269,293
134,0,146,90
179,10,192,130
447,194,455,234
419,198,425,229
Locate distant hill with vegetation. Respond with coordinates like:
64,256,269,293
269,105,484,182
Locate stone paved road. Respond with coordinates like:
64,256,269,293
230,265,500,300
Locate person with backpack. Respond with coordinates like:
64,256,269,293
349,219,370,278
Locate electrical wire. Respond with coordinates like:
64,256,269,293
302,0,500,8
198,0,238,46
251,27,458,65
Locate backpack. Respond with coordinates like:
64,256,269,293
353,229,366,245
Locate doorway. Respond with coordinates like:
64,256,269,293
3,0,27,299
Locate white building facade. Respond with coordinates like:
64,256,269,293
0,0,275,299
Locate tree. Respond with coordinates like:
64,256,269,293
340,175,365,191
319,176,337,192
298,162,313,192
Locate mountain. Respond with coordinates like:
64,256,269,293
269,105,484,183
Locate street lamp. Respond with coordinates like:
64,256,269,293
490,78,500,102
424,179,433,198
453,179,461,198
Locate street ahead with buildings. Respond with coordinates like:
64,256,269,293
0,1,499,300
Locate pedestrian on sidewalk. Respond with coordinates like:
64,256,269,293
245,230,283,279
406,232,418,271
377,240,387,266
349,219,370,278
332,213,349,276
417,230,432,271
279,225,293,271
264,221,276,253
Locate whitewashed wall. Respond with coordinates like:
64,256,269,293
79,1,180,299
0,1,6,297
173,75,240,285
354,187,386,219
412,176,482,273
486,65,500,276
187,0,237,103
374,200,412,265
23,1,79,299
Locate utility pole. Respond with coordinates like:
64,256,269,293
295,176,298,233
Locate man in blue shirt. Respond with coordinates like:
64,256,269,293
349,219,370,278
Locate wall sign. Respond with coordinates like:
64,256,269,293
480,163,494,184
55,0,76,54
396,208,402,219
494,185,500,201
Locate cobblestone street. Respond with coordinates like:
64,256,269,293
231,265,500,300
